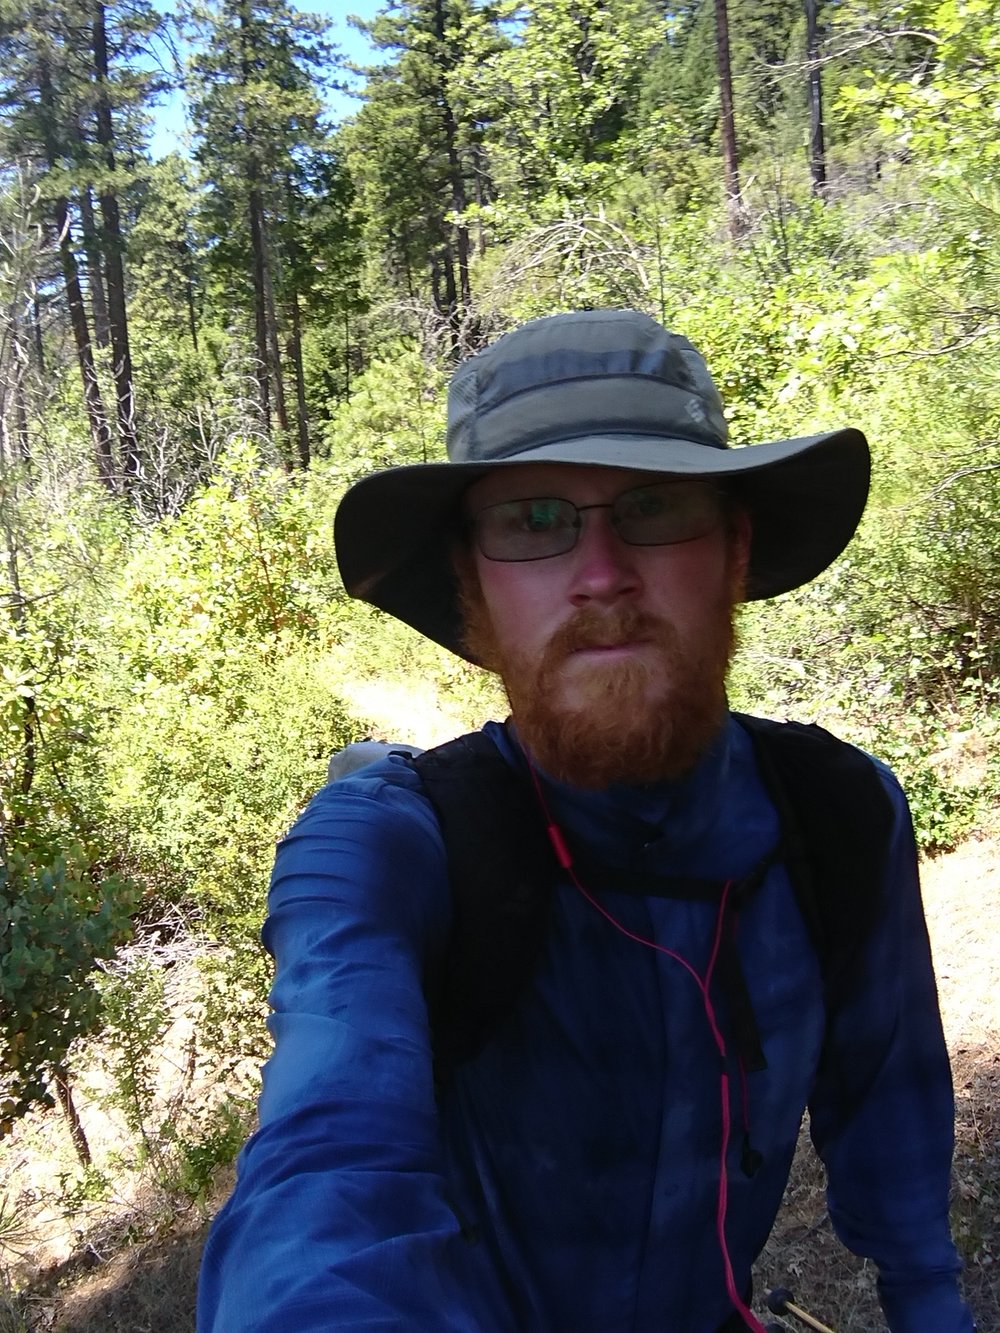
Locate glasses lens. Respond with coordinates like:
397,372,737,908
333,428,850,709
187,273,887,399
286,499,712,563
613,482,721,546
475,497,578,561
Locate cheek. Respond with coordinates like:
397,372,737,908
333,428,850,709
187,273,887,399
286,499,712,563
475,557,555,656
643,539,734,625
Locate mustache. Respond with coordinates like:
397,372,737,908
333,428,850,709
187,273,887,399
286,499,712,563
544,605,676,658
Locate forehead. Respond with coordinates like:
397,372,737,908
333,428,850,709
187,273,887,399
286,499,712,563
463,464,676,512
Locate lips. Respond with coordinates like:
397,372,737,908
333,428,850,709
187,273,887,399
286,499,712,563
576,641,640,651
567,638,651,661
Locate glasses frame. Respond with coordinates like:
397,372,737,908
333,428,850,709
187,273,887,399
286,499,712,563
467,480,727,564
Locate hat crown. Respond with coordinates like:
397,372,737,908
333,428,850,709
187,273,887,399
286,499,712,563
447,309,729,464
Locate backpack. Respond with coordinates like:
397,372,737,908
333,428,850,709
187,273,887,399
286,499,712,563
331,716,895,1088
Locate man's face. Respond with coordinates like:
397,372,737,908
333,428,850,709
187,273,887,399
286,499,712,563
460,463,750,788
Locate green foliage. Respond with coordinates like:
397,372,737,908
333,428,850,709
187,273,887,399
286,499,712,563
189,0,335,281
470,0,664,215
0,851,138,1130
0,465,142,1133
94,445,356,936
100,645,357,935
339,0,496,339
94,960,169,1145
835,0,1000,180
0,1281,30,1333
320,343,447,479
159,1095,254,1203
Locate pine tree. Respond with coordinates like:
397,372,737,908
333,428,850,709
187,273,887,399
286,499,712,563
342,0,501,352
189,0,340,461
473,0,662,215
0,0,164,492
714,0,743,236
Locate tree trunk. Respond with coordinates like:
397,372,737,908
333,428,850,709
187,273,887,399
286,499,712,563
343,309,351,398
472,142,488,259
38,57,116,492
714,0,744,239
56,197,117,493
247,186,272,431
52,1064,92,1167
32,292,45,377
438,238,459,334
4,533,35,829
11,326,31,465
15,381,30,464
286,292,310,468
441,109,470,309
237,0,286,442
78,185,111,349
92,0,141,487
260,227,290,443
185,246,200,352
804,0,827,195
0,323,30,467
431,0,471,345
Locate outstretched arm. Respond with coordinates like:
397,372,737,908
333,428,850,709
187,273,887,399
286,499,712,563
197,768,510,1333
809,765,974,1333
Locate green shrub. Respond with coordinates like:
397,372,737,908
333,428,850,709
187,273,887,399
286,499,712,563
0,851,138,1130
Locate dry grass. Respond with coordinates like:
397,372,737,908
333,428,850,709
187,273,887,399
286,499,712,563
0,1181,225,1333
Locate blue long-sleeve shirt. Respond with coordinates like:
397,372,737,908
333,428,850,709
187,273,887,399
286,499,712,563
198,715,972,1332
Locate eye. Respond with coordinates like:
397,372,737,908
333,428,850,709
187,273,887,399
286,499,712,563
523,498,565,532
491,498,570,533
617,487,671,520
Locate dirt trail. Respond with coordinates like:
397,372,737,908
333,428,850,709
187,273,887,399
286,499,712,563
335,673,471,748
921,838,1000,1049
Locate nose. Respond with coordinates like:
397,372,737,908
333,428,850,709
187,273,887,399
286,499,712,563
567,508,641,607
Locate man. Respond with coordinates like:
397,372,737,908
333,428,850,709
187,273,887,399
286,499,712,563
198,310,973,1332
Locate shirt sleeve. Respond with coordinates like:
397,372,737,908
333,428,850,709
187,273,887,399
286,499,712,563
807,764,975,1333
196,771,507,1333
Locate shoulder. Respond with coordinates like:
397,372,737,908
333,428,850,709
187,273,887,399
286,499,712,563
269,724,514,928
294,749,439,842
733,711,916,862
269,753,448,934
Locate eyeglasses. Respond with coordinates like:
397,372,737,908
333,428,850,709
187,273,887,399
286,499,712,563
470,481,724,563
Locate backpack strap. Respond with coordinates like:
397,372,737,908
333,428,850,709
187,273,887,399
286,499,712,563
410,718,896,1086
412,733,560,1088
412,730,775,1082
733,713,895,989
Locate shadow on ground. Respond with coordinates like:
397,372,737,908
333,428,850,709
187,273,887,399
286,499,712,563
18,1206,207,1333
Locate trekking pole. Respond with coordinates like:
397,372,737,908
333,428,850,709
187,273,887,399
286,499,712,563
765,1288,837,1333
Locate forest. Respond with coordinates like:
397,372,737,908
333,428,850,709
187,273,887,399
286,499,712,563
1,0,1000,1326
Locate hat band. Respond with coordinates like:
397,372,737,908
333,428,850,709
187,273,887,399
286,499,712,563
452,376,729,463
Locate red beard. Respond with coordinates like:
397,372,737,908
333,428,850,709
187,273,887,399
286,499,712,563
460,583,738,790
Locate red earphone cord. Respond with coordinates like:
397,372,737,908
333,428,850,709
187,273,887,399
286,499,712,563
528,765,768,1333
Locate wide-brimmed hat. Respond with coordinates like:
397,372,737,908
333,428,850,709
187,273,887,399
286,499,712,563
335,309,870,661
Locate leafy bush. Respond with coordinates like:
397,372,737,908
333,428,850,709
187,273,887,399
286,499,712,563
0,851,138,1130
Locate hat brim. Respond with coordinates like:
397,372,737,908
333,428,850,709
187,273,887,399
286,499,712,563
334,428,870,663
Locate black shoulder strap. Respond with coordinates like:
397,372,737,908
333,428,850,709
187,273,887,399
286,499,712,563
412,733,559,1087
734,713,896,985
413,718,897,1085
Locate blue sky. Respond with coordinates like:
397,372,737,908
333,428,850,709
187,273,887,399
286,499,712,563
149,0,385,159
